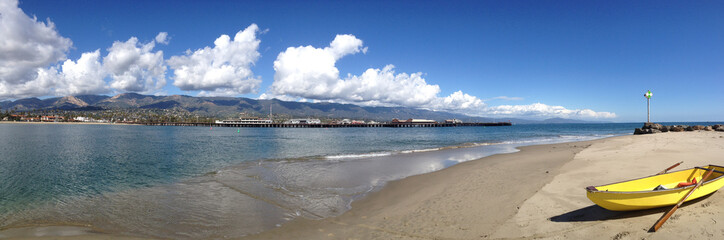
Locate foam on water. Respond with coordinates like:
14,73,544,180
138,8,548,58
325,152,394,159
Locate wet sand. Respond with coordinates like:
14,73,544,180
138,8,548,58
4,131,724,239
243,141,591,239
245,131,724,239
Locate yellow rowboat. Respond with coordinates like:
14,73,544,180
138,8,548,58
586,165,724,211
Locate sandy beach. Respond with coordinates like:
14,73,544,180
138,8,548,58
3,131,724,239
244,131,724,240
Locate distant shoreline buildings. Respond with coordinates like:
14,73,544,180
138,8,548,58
2,110,511,127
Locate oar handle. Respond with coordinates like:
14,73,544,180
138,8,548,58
652,168,715,232
657,161,683,175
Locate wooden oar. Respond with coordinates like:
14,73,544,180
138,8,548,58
652,167,715,232
656,161,683,175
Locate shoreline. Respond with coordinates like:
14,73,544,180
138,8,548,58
242,139,596,239
6,131,723,239
243,131,724,239
0,135,606,239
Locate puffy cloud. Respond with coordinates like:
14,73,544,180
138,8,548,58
56,50,108,96
0,0,111,99
485,103,616,119
270,35,447,108
0,0,71,84
340,65,442,106
328,34,367,59
0,0,176,99
431,91,485,111
271,45,342,98
267,34,615,120
0,68,56,99
0,50,108,99
155,32,169,45
104,36,166,93
168,24,261,95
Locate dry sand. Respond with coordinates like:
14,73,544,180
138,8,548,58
492,131,724,240
4,131,724,239
245,131,724,240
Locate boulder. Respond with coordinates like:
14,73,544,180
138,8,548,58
704,126,714,131
635,128,663,135
692,125,706,130
643,122,664,130
634,128,647,135
715,125,724,132
660,125,670,132
670,126,685,132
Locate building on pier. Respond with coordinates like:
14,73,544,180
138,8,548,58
444,119,463,124
216,117,273,124
284,118,321,124
391,118,436,124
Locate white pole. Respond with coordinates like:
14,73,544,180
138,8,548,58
644,90,652,123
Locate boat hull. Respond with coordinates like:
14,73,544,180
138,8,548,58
586,165,724,211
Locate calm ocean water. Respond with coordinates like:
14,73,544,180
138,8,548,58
0,122,717,238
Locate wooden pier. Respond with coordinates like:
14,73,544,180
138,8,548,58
143,122,512,128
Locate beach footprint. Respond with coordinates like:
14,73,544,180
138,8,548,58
611,231,629,240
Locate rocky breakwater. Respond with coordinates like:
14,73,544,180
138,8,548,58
634,123,724,135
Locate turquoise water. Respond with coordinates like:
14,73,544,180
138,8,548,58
0,122,715,238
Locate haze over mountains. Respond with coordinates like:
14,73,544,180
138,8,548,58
0,93,608,124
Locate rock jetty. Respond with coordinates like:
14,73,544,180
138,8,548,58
634,123,724,135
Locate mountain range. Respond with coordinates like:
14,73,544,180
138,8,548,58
0,93,608,124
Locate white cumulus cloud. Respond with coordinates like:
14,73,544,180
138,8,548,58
0,50,108,98
269,34,462,108
431,91,485,111
168,24,261,96
0,68,56,99
0,0,112,99
0,0,178,99
155,32,169,45
0,0,72,84
104,36,166,93
267,34,616,120
55,50,108,96
485,103,616,119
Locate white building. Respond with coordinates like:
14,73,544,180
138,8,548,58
285,118,321,124
216,117,273,124
74,116,92,122
445,119,463,124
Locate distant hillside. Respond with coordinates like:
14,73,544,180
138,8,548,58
0,94,615,124
0,94,516,123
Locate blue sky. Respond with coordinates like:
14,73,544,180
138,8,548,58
2,0,722,122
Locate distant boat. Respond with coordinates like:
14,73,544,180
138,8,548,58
586,165,724,211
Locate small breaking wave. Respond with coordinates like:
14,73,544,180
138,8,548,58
325,152,394,159
324,143,501,160
322,133,623,161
